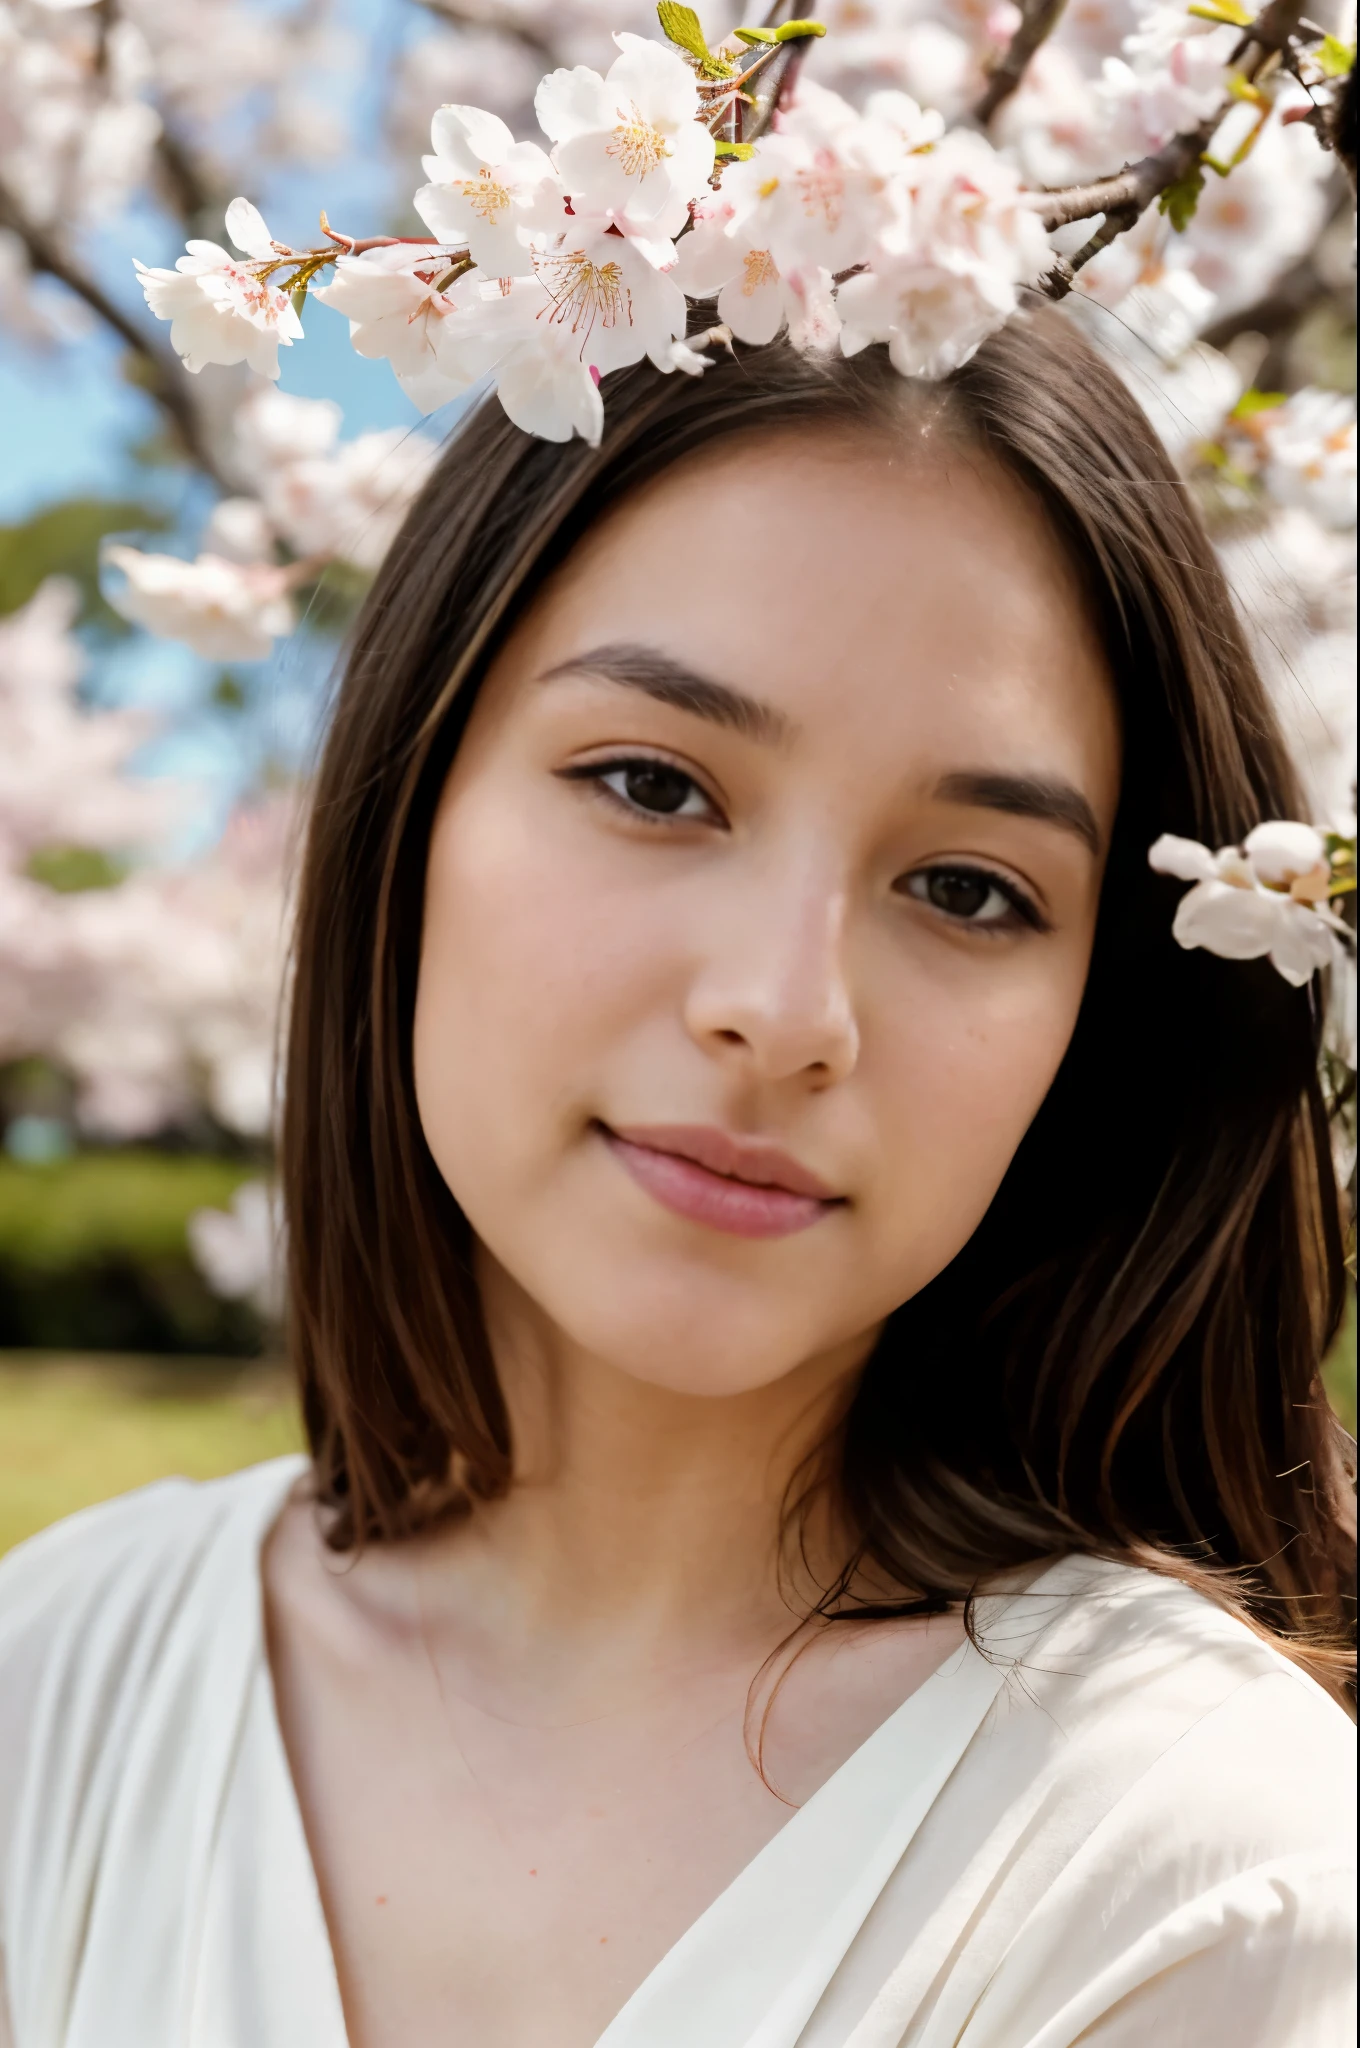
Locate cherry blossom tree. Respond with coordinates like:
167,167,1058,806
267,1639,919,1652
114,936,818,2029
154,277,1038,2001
0,0,1354,1311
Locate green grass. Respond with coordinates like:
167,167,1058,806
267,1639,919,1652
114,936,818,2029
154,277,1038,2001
0,1355,301,1556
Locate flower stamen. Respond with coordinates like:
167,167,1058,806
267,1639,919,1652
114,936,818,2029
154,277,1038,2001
606,104,671,179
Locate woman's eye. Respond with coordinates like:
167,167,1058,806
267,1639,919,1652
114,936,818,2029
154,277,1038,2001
903,866,1037,930
587,760,715,821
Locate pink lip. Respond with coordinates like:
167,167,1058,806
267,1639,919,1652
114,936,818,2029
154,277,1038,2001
601,1123,841,1240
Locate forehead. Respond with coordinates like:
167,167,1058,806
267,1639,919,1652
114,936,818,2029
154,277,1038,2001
501,430,1118,793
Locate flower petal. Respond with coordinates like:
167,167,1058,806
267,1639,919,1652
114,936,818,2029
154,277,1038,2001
224,198,275,261
1170,879,1277,960
717,260,786,345
1148,833,1220,883
428,103,515,175
1243,819,1327,888
535,65,616,144
496,342,604,445
607,35,702,126
1266,904,1336,987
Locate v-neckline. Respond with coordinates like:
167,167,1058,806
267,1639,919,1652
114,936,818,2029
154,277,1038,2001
246,1461,1053,2048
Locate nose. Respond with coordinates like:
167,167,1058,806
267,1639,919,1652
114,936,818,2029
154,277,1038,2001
683,855,860,1088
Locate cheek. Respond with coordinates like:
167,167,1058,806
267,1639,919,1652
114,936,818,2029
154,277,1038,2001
861,943,1089,1276
412,785,661,1185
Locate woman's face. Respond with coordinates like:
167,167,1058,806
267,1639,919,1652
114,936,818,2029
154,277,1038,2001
414,431,1120,1397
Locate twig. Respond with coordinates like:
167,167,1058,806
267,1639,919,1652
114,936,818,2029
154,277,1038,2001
974,0,1070,126
0,184,232,492
1035,0,1311,297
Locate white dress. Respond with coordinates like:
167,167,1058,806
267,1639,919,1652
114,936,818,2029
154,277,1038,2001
0,1456,1353,2048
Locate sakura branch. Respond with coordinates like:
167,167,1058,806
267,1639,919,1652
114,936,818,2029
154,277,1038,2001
1033,0,1348,296
974,0,1071,127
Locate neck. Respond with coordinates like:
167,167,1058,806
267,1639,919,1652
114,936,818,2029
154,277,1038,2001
407,1248,876,1675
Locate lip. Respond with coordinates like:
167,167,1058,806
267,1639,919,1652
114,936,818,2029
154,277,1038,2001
600,1123,842,1241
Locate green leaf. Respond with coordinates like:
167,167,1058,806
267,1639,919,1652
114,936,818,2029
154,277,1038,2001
291,282,309,318
714,138,756,157
774,17,826,36
656,0,733,73
24,845,127,895
1317,32,1356,76
1230,388,1287,418
1186,0,1252,23
733,23,778,39
1158,163,1205,231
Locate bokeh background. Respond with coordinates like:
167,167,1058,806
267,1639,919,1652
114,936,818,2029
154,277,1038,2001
1,0,1354,1554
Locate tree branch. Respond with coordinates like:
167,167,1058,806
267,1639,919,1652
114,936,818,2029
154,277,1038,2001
153,124,221,235
0,185,233,493
974,0,1069,127
1035,0,1311,298
408,0,557,69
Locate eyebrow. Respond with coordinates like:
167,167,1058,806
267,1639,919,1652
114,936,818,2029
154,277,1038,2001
934,770,1103,855
539,642,793,745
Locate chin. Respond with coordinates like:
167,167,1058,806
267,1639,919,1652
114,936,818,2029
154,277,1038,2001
530,1238,870,1398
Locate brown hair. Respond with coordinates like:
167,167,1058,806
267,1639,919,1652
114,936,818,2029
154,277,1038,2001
282,309,1356,1694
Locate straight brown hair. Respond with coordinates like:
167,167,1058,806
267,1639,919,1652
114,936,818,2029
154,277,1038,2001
282,309,1356,1695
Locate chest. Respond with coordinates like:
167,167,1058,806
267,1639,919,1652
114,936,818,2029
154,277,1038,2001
276,1661,804,2048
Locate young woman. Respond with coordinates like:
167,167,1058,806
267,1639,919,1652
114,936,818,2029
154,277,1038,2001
0,314,1354,2048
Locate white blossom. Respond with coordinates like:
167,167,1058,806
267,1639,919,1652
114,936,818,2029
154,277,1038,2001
1178,116,1332,319
261,427,439,572
1255,389,1358,533
188,1179,284,1316
535,33,714,241
672,162,833,348
1149,824,1344,986
414,102,564,276
839,129,1053,378
450,228,688,440
312,245,477,413
0,579,177,868
102,543,296,661
234,386,343,470
135,198,302,378
730,84,935,282
1098,6,1239,154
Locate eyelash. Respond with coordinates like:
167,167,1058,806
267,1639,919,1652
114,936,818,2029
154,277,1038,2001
560,755,1049,935
559,754,723,825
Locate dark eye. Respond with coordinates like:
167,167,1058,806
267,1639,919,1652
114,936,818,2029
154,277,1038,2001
579,758,716,820
614,762,698,814
903,866,1035,929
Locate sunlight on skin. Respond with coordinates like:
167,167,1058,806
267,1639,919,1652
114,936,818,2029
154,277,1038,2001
264,429,1122,2048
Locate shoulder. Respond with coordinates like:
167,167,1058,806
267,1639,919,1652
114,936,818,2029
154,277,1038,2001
917,1560,1355,2043
984,1552,1354,1741
998,1559,1353,1931
0,1458,307,1904
0,1453,308,1652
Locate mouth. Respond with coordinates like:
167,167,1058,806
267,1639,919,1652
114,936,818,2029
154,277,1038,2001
597,1122,843,1241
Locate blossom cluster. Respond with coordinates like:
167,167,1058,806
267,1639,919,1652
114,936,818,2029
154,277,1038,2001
1,0,1354,1323
0,581,292,1142
134,27,1060,445
103,389,438,661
